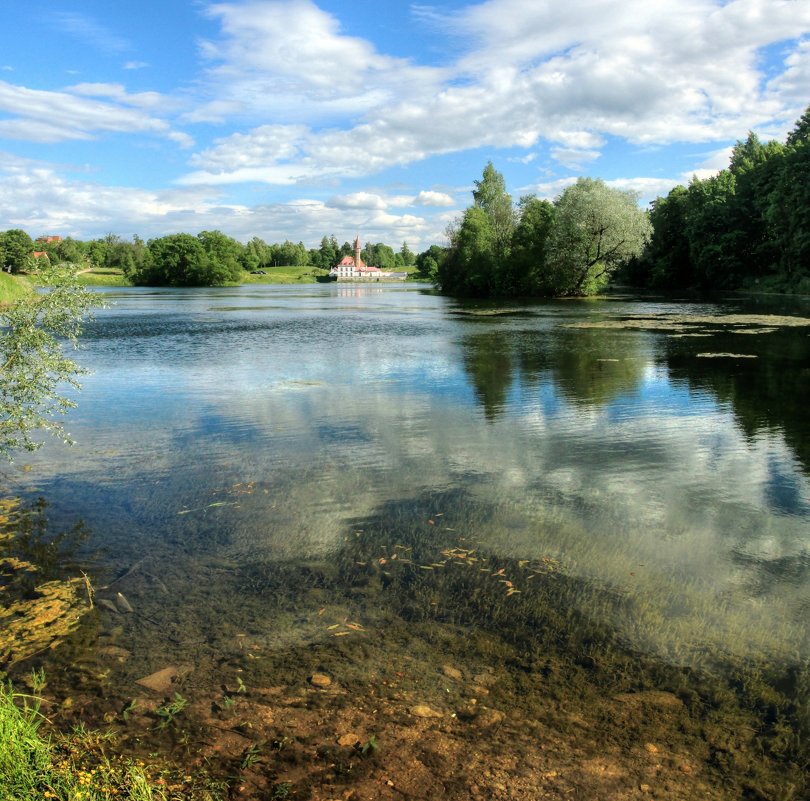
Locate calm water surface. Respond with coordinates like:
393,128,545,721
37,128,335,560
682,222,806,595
10,283,810,685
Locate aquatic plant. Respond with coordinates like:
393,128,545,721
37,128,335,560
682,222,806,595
153,693,188,730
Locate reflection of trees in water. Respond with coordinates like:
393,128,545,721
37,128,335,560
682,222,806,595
661,329,810,475
544,328,646,406
461,331,515,420
460,326,647,417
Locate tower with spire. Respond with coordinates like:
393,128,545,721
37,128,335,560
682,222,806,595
354,235,362,270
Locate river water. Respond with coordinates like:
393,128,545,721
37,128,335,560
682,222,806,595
6,282,810,794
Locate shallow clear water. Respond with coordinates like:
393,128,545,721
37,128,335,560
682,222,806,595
9,283,810,678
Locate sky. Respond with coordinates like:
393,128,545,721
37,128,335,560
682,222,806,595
0,0,809,251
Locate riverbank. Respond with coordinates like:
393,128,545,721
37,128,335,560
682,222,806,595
0,271,33,304
72,265,423,287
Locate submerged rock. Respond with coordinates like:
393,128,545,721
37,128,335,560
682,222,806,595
135,664,193,694
410,704,443,718
309,672,332,688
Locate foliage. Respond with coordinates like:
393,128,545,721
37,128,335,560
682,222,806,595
545,178,651,296
438,165,646,297
1,264,102,460
104,234,148,278
508,195,555,295
197,230,243,283
438,206,498,295
132,234,227,287
0,229,35,274
635,104,810,292
362,241,396,269
414,245,447,280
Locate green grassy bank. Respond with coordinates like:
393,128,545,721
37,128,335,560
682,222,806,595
0,679,224,801
0,272,33,304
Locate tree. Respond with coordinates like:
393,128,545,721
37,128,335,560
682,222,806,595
240,237,271,271
0,229,35,273
362,242,395,269
415,245,446,280
639,186,693,288
766,105,810,284
544,178,651,295
134,234,216,286
438,162,515,296
507,195,555,295
399,241,415,266
1,264,101,459
438,206,497,295
473,161,516,262
197,230,243,282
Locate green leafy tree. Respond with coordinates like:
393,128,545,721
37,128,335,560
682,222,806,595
473,161,516,263
638,186,693,288
769,108,810,284
1,264,101,459
362,242,396,269
103,235,147,279
438,206,497,295
0,229,35,273
545,178,651,295
44,237,86,267
240,237,271,271
399,241,415,266
507,195,555,295
415,245,446,280
439,162,515,296
135,234,219,286
197,230,243,282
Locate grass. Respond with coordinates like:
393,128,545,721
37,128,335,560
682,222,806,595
0,680,225,800
240,265,332,284
0,272,34,304
75,269,131,288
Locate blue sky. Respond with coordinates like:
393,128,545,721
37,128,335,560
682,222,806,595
1,0,808,250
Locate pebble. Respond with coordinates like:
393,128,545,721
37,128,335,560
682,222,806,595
338,733,360,747
410,704,443,718
310,673,332,688
442,665,463,681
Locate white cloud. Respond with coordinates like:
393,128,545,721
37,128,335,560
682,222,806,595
326,192,387,210
0,79,190,145
414,190,455,207
175,0,810,189
192,0,445,122
551,148,601,170
0,153,439,249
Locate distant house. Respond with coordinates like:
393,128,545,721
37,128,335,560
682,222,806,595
329,236,407,282
31,251,50,260
36,235,62,244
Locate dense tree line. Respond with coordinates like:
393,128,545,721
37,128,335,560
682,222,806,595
629,105,810,293
435,163,650,297
0,228,418,287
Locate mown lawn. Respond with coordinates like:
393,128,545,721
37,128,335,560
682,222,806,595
240,265,332,284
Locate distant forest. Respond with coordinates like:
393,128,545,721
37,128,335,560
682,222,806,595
1,105,808,294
